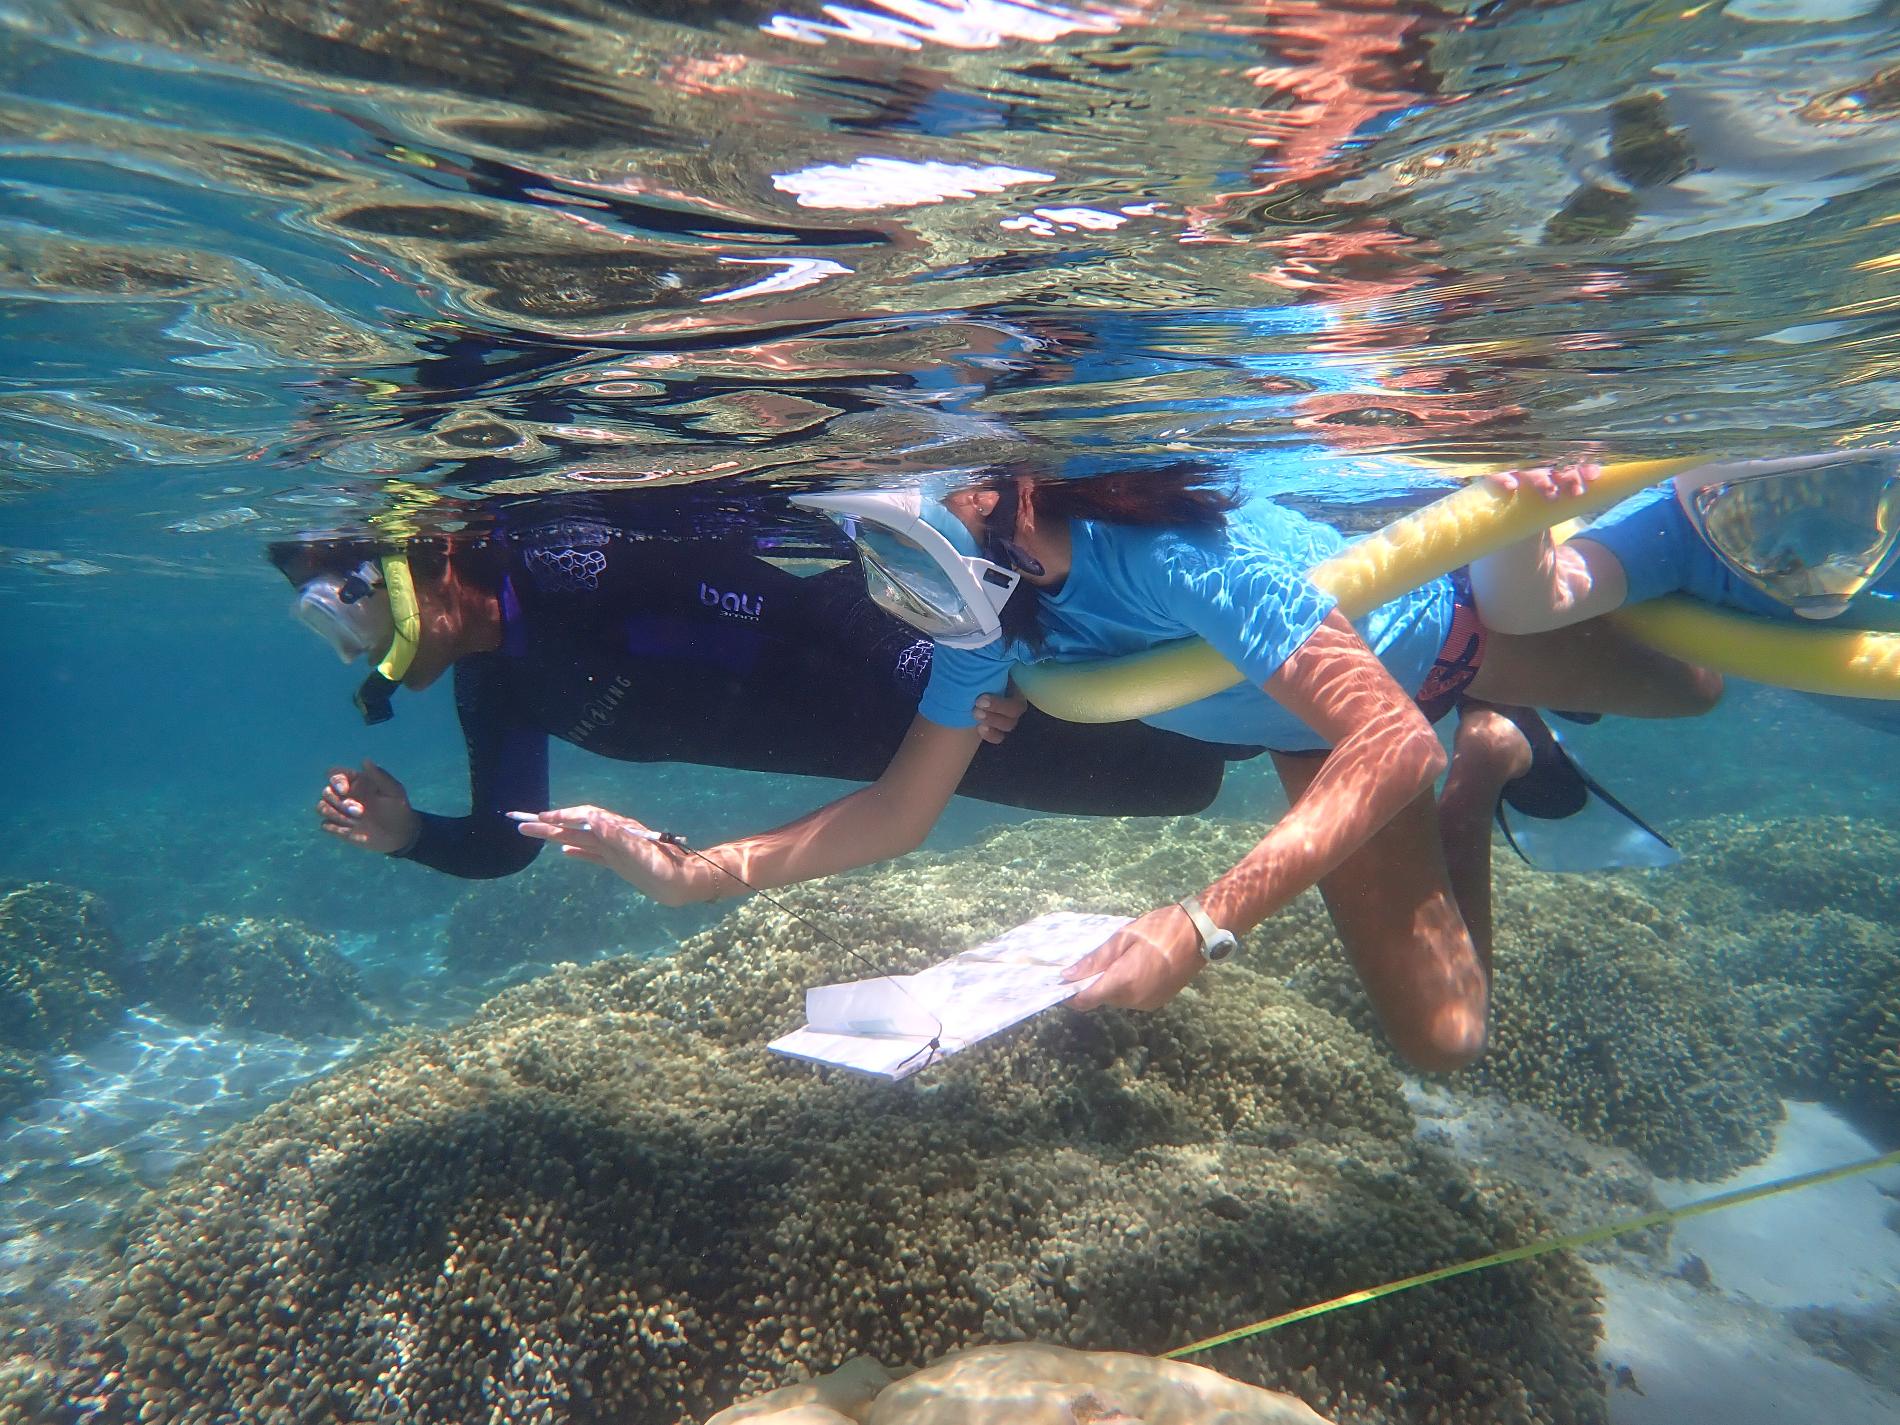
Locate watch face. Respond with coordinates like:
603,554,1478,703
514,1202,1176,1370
1205,931,1238,963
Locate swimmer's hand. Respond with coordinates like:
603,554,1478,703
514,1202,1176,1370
973,689,1028,745
1062,904,1206,1012
1484,462,1600,501
318,759,421,855
509,804,700,906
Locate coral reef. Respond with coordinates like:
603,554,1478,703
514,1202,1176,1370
1,807,462,941
24,820,1606,1425
0,881,131,1056
442,857,715,978
1689,909,1900,1101
0,1045,47,1119
1471,861,1782,1178
137,915,374,1039
1831,964,1900,1130
1668,815,1900,926
707,1346,1333,1424
1662,816,1900,1133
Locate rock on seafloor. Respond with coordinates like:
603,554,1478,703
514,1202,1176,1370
706,1346,1335,1424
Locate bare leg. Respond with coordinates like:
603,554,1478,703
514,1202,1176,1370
1437,706,1533,972
1468,616,1722,717
1273,752,1489,1072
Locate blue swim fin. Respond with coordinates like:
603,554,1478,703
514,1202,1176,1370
1494,710,1679,873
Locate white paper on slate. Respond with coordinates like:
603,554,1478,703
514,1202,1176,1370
768,911,1129,1081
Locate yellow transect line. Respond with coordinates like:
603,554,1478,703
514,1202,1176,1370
1164,1147,1900,1360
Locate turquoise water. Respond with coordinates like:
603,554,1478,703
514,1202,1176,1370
2,2,1899,1422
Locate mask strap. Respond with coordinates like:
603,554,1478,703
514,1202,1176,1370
985,479,1045,578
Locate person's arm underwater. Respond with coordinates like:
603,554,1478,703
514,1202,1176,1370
1066,611,1446,1011
512,713,985,905
319,655,550,879
1467,463,1633,634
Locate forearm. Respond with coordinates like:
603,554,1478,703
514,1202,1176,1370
676,782,938,902
400,809,539,879
660,715,978,904
1199,719,1445,935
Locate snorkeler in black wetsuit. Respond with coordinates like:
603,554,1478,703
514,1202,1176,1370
272,505,1244,879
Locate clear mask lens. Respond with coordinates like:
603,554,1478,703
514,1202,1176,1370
293,562,393,663
847,521,995,641
1681,454,1900,618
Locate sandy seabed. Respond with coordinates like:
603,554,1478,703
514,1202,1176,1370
1598,1100,1900,1425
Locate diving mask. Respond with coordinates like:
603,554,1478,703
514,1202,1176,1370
293,561,394,663
1673,450,1900,619
792,488,1021,648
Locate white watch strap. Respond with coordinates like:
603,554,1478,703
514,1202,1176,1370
1178,894,1236,961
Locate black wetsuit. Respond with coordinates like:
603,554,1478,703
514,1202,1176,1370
402,518,1242,878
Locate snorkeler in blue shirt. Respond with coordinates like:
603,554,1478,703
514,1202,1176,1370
1472,451,1900,650
1472,450,1900,739
517,464,1717,1073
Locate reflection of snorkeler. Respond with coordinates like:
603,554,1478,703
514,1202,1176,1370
269,499,1242,879
515,465,1716,1072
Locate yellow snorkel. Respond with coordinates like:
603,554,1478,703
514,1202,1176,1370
374,552,421,684
354,549,421,726
354,480,441,724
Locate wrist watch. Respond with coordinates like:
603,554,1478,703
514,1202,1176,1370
1177,894,1238,963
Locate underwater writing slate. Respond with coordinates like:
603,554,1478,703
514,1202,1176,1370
767,911,1126,1081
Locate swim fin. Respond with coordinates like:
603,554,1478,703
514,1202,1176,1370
1494,709,1679,873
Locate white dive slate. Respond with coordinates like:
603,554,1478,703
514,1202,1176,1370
767,911,1126,1081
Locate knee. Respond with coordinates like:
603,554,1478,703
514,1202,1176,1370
1387,1004,1489,1074
1665,666,1725,718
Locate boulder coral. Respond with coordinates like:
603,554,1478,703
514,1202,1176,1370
20,820,1605,1425
443,856,715,978
1667,815,1900,925
138,915,375,1039
1832,962,1900,1129
0,881,130,1058
706,1345,1334,1424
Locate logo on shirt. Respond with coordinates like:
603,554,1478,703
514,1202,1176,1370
567,674,633,744
699,581,765,621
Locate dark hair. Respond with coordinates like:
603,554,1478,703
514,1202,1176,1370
989,461,1240,650
265,535,493,588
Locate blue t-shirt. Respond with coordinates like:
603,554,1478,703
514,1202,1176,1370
1576,483,1900,625
919,501,1455,753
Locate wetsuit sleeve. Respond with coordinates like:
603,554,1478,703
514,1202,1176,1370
917,642,1012,728
1571,485,1696,605
396,654,549,878
1150,528,1338,687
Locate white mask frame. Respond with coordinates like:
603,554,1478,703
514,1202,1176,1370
793,489,1021,648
